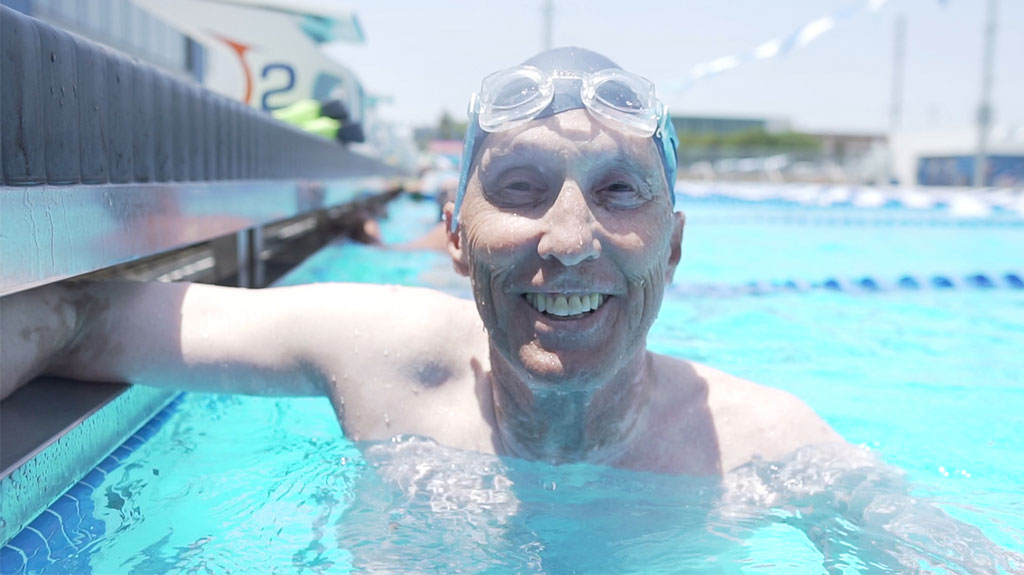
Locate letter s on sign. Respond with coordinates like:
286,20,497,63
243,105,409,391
261,63,296,111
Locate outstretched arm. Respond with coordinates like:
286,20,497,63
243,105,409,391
1,281,326,400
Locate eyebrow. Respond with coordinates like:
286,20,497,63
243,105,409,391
482,140,659,176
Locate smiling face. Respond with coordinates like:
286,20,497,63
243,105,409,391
448,109,685,387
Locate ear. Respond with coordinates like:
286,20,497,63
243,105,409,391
444,201,470,277
665,211,685,283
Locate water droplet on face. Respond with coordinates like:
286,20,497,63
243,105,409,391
384,413,391,427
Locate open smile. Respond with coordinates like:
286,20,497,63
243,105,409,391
523,293,610,319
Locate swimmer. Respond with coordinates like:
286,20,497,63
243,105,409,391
1,47,841,474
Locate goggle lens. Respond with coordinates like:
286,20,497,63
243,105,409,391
491,76,543,109
594,78,646,112
478,67,553,132
584,71,659,137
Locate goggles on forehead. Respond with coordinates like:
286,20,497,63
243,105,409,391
473,65,667,137
451,65,679,232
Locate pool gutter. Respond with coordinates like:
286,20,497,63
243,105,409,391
0,379,177,544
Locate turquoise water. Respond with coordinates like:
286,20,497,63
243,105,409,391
6,194,1024,574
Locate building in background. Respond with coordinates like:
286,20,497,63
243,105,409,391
671,114,886,184
671,115,789,135
891,129,1024,187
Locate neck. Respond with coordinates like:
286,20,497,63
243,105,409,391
488,346,653,465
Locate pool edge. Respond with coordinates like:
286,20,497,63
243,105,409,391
0,384,177,545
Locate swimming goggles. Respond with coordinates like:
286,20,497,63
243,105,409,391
471,65,667,138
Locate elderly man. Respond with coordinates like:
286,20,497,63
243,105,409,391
2,47,840,475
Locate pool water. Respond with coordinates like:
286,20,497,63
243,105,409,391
4,192,1023,574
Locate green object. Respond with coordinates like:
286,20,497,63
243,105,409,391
272,99,323,126
272,99,341,140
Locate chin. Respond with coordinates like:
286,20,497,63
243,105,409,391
516,344,617,388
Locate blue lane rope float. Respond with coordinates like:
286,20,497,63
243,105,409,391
671,272,1024,297
675,185,1024,227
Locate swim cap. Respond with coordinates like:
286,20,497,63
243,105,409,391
451,47,678,231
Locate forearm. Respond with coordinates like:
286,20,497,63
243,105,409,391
58,281,325,397
2,280,326,399
0,283,79,400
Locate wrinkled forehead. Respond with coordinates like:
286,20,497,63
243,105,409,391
474,109,664,179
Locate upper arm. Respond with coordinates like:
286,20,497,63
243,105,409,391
293,283,482,407
698,364,844,470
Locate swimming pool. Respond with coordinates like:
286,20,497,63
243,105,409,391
3,188,1022,574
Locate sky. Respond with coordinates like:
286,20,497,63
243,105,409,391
328,0,1023,136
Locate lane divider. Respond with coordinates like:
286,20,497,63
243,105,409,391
671,272,1024,296
686,213,1024,227
677,185,1024,223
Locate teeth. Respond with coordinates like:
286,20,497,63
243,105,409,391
525,293,606,316
568,295,582,314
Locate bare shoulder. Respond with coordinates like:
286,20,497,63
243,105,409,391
654,354,843,471
285,283,491,444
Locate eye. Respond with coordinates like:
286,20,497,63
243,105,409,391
483,168,550,208
504,180,533,192
596,176,651,209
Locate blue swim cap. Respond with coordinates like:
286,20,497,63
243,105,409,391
451,47,678,231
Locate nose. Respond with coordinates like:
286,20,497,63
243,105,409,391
536,181,601,266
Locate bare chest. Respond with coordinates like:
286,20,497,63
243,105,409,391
325,351,499,454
